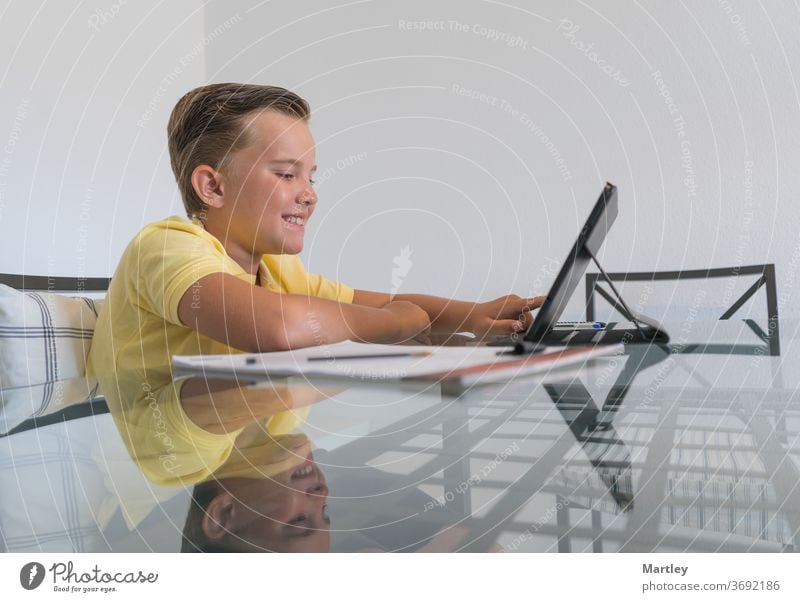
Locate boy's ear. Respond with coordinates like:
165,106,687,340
202,492,237,541
191,164,225,209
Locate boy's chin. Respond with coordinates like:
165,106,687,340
261,233,304,255
275,242,303,255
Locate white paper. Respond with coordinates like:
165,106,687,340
173,340,623,384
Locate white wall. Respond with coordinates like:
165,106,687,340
2,0,799,325
0,0,207,280
205,0,800,323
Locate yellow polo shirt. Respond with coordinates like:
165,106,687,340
88,216,352,485
87,215,354,377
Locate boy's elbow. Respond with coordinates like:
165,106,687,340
252,308,308,352
249,323,292,352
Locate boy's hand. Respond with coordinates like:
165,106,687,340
467,295,545,338
382,300,432,345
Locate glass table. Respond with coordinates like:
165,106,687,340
2,320,798,552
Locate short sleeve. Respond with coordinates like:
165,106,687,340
132,221,245,326
262,254,354,303
302,270,354,303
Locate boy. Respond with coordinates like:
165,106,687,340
87,83,542,376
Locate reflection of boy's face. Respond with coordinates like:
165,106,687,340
205,450,330,552
217,110,318,257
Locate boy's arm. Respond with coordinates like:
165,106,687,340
177,273,431,352
180,377,340,434
352,289,545,338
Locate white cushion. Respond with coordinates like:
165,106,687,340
0,376,99,435
0,284,104,388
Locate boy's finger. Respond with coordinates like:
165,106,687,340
517,312,533,328
527,295,546,308
489,319,525,334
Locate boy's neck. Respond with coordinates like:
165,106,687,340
199,218,261,277
223,244,261,277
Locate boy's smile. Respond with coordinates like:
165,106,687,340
217,450,330,552
202,110,318,274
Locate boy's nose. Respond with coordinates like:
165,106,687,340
298,187,317,206
307,483,329,497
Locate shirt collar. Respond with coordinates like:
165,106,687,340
189,215,271,287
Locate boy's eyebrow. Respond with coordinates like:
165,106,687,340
269,158,317,172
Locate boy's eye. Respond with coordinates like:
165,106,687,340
309,178,316,186
277,173,295,181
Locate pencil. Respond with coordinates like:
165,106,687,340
307,351,432,361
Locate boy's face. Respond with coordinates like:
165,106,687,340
212,451,330,552
218,110,317,257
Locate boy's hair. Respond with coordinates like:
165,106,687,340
167,83,311,217
180,480,224,553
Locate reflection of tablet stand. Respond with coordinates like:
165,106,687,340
544,381,634,514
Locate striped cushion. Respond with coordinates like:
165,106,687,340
0,377,100,436
0,284,103,389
